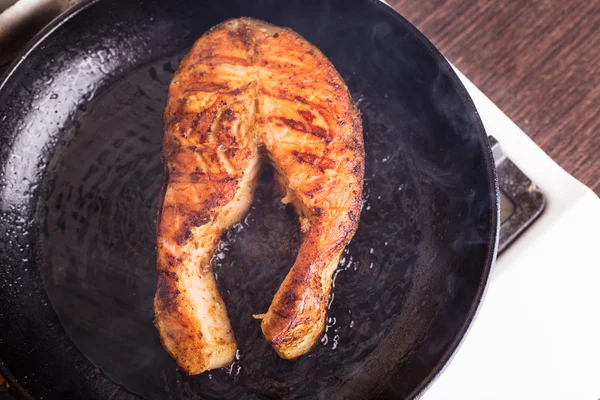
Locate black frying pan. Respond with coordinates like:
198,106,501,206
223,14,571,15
0,0,499,398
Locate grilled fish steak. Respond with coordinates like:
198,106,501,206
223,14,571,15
155,18,364,375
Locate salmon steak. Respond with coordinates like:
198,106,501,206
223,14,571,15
154,17,364,375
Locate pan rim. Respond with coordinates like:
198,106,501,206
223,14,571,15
0,0,104,395
369,1,500,397
0,0,500,398
367,1,500,397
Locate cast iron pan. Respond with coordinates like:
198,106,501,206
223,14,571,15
0,0,499,398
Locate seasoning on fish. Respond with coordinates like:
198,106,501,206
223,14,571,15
154,17,364,375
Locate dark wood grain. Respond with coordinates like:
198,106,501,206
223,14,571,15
390,0,600,195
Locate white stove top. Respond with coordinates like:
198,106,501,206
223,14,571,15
423,69,600,400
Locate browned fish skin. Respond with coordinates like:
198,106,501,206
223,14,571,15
155,18,364,374
154,20,260,375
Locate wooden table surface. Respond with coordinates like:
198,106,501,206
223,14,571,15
390,0,600,195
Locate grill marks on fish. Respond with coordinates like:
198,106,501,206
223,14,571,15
154,17,364,375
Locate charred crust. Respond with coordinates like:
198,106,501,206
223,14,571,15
156,163,170,234
306,184,323,198
269,113,332,142
217,176,237,183
296,110,331,141
260,88,332,120
174,211,213,245
291,150,318,165
273,116,307,132
348,210,357,223
282,290,297,305
226,148,239,159
156,270,180,313
272,335,293,345
237,24,253,47
165,98,188,130
297,109,314,122
310,129,330,142
222,108,235,121
183,82,231,93
351,137,364,152
327,79,341,90
294,95,308,105
318,157,336,171
291,277,305,285
314,207,323,217
199,130,209,144
164,254,179,269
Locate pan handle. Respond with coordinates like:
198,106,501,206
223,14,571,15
488,136,544,253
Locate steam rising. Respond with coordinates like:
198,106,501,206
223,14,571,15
33,4,492,399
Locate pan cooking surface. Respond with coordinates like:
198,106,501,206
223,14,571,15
38,54,432,399
0,1,497,399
